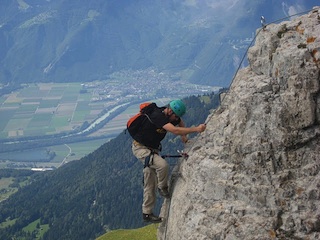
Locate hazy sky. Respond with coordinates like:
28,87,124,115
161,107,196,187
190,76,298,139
181,0,319,16
178,0,319,30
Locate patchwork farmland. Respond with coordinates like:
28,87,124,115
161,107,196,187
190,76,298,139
0,83,104,138
0,82,129,168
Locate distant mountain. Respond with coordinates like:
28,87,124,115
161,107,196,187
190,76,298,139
0,0,318,87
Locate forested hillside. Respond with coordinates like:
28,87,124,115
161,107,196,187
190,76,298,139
0,92,223,240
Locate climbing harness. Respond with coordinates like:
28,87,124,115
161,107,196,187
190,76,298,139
144,150,156,168
142,149,187,183
143,149,188,169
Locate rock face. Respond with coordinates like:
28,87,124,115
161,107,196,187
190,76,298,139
159,7,320,240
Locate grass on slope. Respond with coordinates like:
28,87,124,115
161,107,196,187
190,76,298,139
96,223,158,240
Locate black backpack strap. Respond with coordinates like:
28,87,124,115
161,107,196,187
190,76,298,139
143,113,154,125
144,150,156,168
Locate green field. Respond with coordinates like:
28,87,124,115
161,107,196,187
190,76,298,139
96,224,158,240
0,82,119,168
0,83,94,138
0,177,17,201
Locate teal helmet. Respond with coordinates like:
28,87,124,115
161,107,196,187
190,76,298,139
169,100,186,117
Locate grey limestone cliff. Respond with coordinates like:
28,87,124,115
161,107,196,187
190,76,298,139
159,7,320,240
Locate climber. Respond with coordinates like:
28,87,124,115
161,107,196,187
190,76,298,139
131,99,206,223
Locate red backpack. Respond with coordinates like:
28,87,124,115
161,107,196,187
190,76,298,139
126,102,157,139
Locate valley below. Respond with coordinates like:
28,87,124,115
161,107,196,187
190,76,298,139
0,70,220,170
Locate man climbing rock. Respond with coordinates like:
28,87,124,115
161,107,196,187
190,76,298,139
131,100,206,223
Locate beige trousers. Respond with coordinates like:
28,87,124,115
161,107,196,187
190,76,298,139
132,141,169,214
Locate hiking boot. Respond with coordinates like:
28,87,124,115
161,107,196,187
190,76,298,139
143,213,162,223
158,187,170,198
